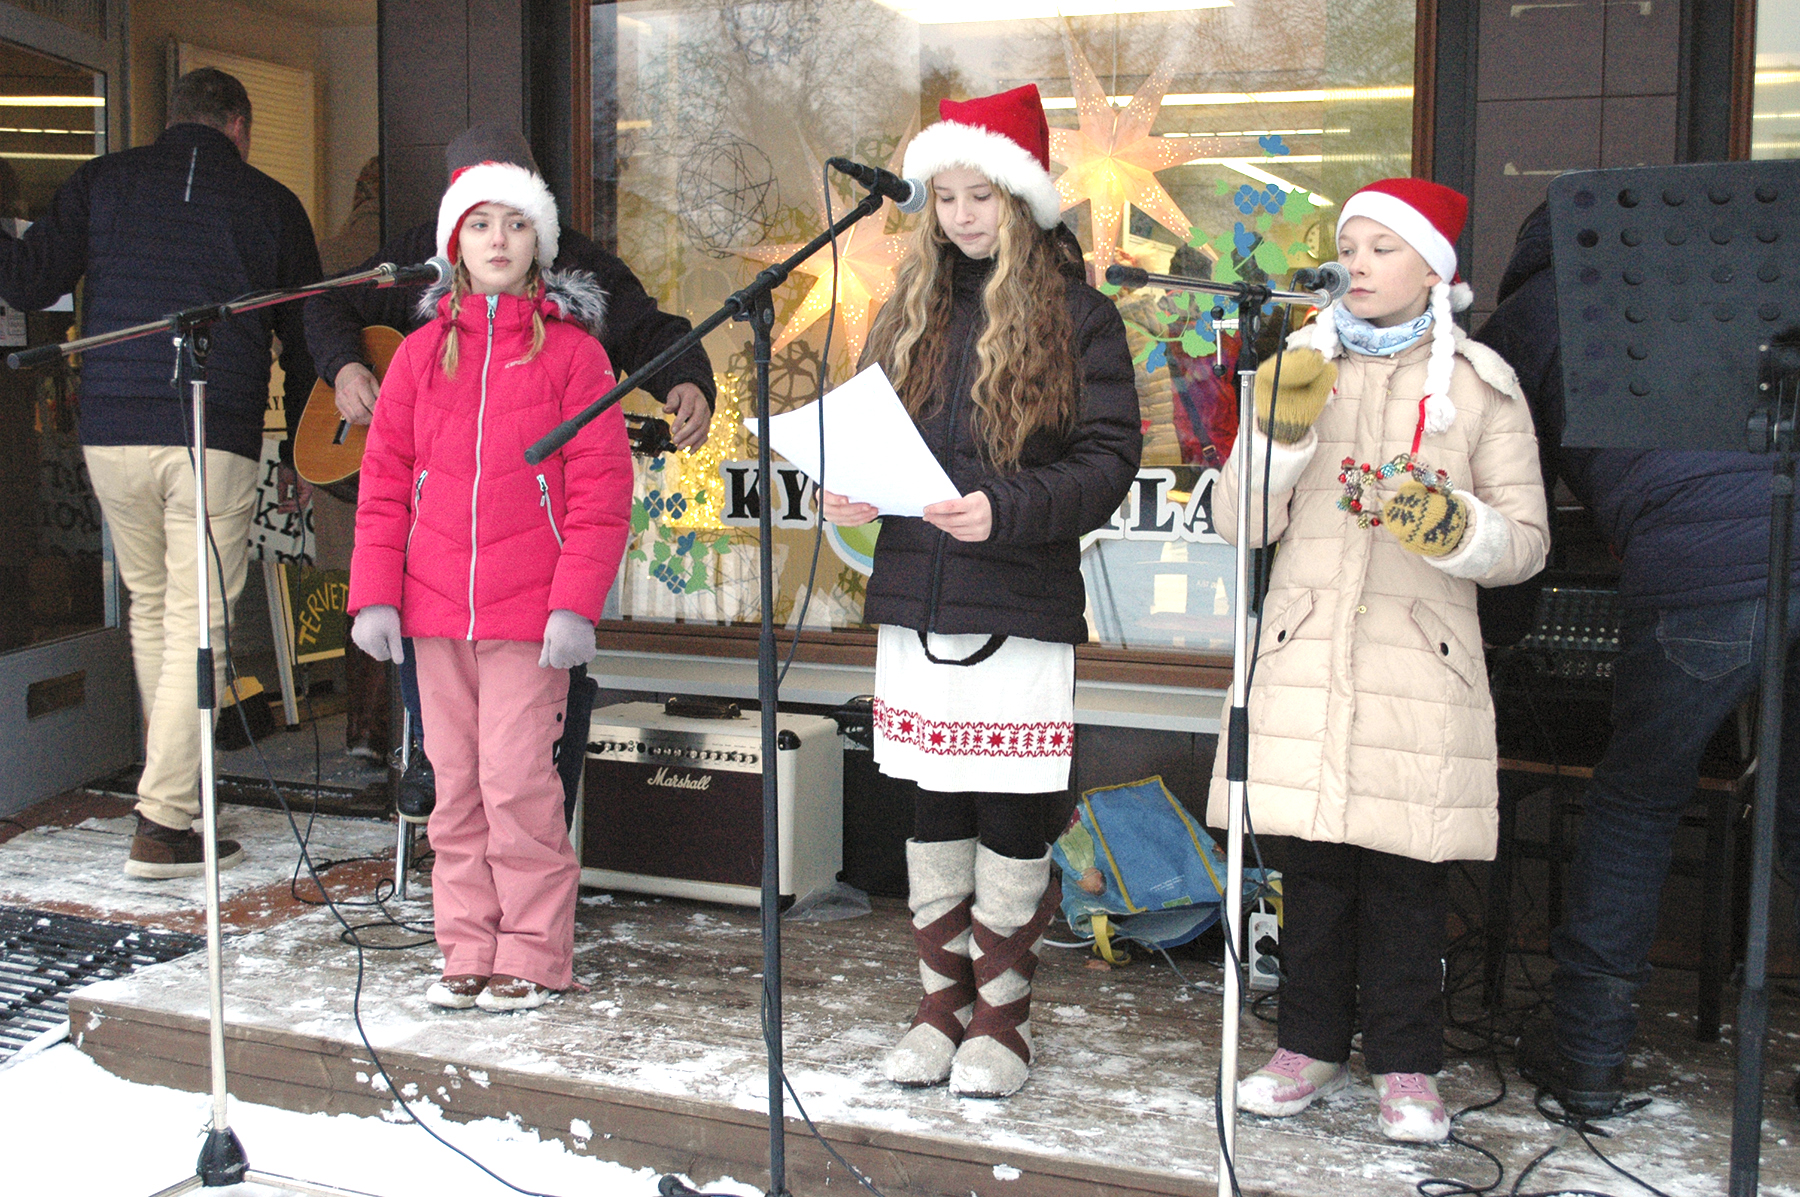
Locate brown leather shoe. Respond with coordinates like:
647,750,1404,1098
476,974,555,1012
124,814,245,880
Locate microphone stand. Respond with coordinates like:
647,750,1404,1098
529,188,889,1197
10,268,420,1197
1106,264,1334,1197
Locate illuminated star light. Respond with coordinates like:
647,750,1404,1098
738,220,909,366
734,132,917,368
1049,42,1225,267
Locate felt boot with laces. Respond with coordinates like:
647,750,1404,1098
1375,1071,1450,1142
1237,1047,1351,1116
948,846,1059,1099
885,838,978,1087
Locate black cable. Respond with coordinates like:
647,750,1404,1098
774,159,840,688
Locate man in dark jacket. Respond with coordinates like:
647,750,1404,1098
1482,201,1800,1118
304,124,715,821
0,67,320,879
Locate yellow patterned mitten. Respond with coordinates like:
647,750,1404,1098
1381,480,1469,557
1253,348,1337,444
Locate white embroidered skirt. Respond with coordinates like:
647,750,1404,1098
872,624,1075,794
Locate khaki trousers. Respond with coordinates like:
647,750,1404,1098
85,444,259,830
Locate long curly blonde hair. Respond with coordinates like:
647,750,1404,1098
439,257,547,378
862,190,1077,468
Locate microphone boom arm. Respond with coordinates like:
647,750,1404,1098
6,260,443,371
1105,264,1334,308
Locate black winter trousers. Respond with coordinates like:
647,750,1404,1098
904,780,1071,860
1275,838,1450,1076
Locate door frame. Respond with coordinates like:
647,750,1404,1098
0,0,135,817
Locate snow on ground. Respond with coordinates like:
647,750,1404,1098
2,1043,763,1197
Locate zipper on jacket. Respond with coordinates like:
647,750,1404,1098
405,469,429,558
183,147,197,202
537,474,563,548
923,330,979,638
466,295,498,639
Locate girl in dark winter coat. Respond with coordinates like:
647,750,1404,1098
347,163,633,1012
822,84,1140,1099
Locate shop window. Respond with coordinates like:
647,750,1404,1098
590,0,1415,661
1754,2,1800,160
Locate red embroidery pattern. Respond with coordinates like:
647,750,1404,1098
872,698,1073,759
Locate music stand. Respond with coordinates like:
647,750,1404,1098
1547,157,1800,1197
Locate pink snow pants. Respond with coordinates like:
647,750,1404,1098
415,637,578,990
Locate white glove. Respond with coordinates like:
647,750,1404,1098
539,608,595,669
350,605,404,663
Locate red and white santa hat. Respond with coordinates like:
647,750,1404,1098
901,84,1062,230
436,160,560,268
1311,177,1473,437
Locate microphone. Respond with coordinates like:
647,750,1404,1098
826,158,927,214
374,256,452,287
1290,261,1351,305
1105,264,1150,290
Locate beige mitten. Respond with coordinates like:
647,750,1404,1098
1253,348,1337,443
1381,481,1469,557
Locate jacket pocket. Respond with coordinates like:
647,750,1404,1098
1256,588,1315,656
1409,600,1481,689
536,473,564,548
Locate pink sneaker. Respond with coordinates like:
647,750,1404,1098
1375,1072,1450,1142
1238,1048,1350,1117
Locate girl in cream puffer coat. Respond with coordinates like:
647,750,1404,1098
1213,179,1548,1144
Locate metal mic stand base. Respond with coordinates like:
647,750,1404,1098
149,1127,383,1197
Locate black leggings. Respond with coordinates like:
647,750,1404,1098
909,783,1068,860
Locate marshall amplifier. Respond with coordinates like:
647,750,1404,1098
579,702,843,907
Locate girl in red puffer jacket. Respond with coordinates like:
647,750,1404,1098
347,161,632,1012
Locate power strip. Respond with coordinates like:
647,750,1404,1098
1248,910,1281,991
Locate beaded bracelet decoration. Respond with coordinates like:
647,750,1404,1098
1336,453,1456,529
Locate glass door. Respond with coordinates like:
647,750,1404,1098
0,23,135,816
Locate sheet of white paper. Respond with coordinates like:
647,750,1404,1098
745,364,959,517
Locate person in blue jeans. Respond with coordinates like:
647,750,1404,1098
1479,204,1800,1117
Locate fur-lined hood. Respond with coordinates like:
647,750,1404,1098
414,267,609,338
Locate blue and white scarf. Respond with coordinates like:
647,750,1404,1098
1333,307,1433,357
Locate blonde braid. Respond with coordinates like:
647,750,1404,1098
438,260,472,378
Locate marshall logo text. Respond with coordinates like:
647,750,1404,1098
646,767,713,792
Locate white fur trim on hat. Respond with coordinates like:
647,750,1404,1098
436,161,560,267
1336,190,1457,284
902,120,1062,229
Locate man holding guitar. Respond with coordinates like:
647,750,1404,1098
303,123,715,819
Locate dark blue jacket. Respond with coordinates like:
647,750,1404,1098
1478,201,1798,610
0,123,320,462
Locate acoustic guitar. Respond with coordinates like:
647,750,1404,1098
293,325,404,500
